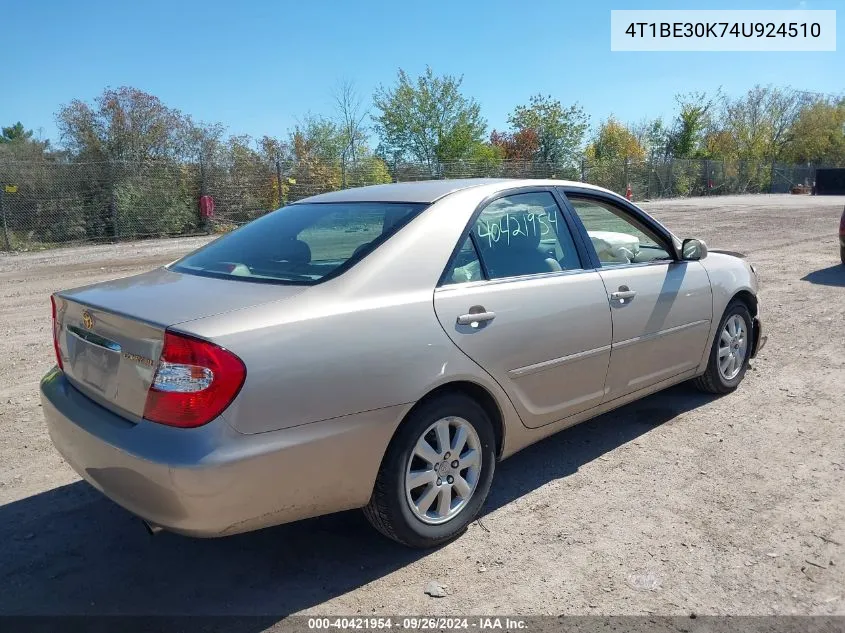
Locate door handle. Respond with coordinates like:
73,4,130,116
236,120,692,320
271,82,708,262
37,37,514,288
610,287,637,302
610,290,637,299
457,311,496,326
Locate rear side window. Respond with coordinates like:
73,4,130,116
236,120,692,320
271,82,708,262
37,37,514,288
171,202,426,284
444,237,484,285
468,191,582,280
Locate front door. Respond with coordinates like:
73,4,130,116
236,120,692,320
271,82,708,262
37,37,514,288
433,190,613,428
562,192,713,401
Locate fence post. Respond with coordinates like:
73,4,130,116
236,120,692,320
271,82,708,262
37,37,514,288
623,158,629,195
275,157,283,208
668,159,674,197
198,158,210,231
108,162,118,242
0,187,10,251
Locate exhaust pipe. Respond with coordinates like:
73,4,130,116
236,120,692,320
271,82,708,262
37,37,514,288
142,520,163,536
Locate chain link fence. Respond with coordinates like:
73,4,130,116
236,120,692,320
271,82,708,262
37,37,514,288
0,156,823,251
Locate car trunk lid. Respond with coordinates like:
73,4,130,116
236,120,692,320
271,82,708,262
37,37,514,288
54,267,306,421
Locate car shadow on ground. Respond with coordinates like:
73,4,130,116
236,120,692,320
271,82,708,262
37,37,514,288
801,264,845,287
0,384,717,622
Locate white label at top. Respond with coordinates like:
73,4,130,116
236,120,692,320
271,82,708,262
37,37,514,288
611,10,836,51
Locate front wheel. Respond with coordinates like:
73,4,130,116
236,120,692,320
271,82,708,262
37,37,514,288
363,393,496,548
693,301,753,394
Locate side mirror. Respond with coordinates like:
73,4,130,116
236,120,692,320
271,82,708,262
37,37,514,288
682,238,708,261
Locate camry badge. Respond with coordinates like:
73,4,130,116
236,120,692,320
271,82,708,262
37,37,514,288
122,352,154,368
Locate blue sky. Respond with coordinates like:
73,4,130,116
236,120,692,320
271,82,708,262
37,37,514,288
2,0,842,146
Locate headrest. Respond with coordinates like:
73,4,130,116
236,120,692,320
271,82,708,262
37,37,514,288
280,238,311,263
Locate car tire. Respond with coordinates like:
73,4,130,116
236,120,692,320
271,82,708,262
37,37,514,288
693,301,753,394
363,393,496,548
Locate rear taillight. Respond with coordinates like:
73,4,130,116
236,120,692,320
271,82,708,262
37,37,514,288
143,331,246,428
50,295,64,370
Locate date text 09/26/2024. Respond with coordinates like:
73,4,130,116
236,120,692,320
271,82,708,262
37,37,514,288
307,617,527,630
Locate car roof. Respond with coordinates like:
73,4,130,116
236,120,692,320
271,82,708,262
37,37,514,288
291,178,612,205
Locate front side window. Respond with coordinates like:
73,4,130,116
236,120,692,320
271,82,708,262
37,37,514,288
566,197,672,265
470,191,582,280
171,202,426,284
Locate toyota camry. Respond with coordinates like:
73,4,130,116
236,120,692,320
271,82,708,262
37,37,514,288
41,179,766,548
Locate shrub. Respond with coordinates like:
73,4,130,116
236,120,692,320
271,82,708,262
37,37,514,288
114,180,197,238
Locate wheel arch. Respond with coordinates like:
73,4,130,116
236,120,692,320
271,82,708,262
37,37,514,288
730,289,758,317
696,283,759,375
400,381,505,459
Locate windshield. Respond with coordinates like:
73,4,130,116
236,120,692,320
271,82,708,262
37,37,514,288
171,201,427,284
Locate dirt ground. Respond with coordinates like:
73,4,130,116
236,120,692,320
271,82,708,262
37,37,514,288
0,194,843,620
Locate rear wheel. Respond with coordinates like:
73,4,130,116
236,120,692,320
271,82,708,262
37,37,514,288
693,301,753,394
363,393,496,548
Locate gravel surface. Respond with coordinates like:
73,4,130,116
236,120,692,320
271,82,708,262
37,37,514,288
0,194,843,619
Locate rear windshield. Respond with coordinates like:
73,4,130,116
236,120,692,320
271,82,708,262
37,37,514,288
171,201,427,284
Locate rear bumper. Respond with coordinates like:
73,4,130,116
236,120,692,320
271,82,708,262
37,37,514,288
40,369,405,537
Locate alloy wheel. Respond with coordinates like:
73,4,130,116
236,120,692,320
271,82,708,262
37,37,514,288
718,314,748,381
404,416,482,525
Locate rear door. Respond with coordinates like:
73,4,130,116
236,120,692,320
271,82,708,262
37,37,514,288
433,189,613,429
560,189,712,400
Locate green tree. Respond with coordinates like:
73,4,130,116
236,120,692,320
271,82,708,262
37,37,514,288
507,94,588,166
182,119,226,169
711,86,810,162
782,97,845,165
373,67,486,172
347,152,394,186
467,142,504,166
632,117,671,162
291,115,344,163
1,122,34,143
0,122,51,160
56,86,187,164
586,116,646,162
213,135,275,220
288,116,345,196
668,91,714,158
436,121,492,164
54,87,197,240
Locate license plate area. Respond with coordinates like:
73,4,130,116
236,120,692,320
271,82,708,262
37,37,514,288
66,326,122,396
